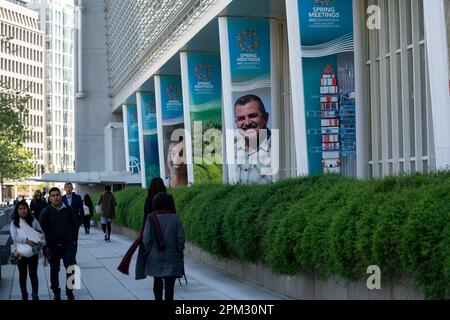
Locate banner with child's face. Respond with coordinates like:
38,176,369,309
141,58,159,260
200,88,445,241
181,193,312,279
159,75,187,188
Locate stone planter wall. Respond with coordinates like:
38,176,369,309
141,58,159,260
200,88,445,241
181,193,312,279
111,223,425,300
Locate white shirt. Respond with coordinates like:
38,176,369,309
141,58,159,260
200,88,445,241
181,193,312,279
65,194,73,206
52,202,66,213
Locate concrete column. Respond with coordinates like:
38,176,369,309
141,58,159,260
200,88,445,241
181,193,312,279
353,0,369,178
285,0,309,176
424,0,450,169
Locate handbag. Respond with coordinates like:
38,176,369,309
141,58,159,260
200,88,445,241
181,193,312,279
95,204,102,214
16,243,34,257
178,261,188,287
83,205,90,216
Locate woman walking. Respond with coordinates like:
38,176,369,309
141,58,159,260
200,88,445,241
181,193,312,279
83,194,94,234
30,189,47,221
117,177,167,278
143,192,185,300
10,200,46,300
97,185,117,241
143,177,167,226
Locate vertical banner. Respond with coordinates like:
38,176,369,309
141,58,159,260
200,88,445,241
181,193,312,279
287,0,356,176
180,52,223,185
137,92,160,188
124,104,141,174
219,17,281,185
155,75,188,188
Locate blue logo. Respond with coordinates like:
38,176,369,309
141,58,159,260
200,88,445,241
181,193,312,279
194,62,213,81
237,29,260,53
166,84,181,100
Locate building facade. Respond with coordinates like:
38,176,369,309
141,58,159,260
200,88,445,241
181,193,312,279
45,0,449,193
0,0,45,179
30,0,75,174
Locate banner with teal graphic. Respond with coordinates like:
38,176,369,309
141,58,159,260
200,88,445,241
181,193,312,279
186,52,223,183
159,75,187,188
227,17,272,128
140,92,160,185
126,105,141,174
298,0,356,177
142,92,157,132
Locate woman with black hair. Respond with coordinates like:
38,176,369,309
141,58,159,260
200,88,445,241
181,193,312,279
83,194,94,234
117,177,168,278
143,177,167,226
143,192,185,300
10,200,46,300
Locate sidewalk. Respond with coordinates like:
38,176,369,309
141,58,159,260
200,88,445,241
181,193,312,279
0,227,287,300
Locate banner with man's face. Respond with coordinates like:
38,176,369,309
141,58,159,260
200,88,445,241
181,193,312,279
227,17,273,129
219,17,281,184
181,52,223,184
155,75,188,188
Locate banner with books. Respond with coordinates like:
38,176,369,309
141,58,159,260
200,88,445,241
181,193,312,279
286,0,356,177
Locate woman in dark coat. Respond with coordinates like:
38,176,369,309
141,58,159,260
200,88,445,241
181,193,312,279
118,178,168,278
83,194,94,234
30,190,47,221
143,178,167,226
143,192,185,301
135,177,167,280
97,185,117,241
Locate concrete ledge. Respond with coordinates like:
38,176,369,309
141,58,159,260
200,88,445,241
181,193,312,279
314,277,348,300
111,223,425,300
0,235,12,265
111,222,139,239
0,225,10,235
182,242,425,300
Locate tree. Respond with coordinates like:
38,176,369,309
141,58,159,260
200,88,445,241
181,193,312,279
0,83,30,144
0,81,35,203
0,141,35,197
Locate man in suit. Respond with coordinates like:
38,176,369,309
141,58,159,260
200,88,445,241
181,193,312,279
62,182,84,258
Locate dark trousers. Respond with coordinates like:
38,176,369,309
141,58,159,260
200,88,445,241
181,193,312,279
17,254,39,296
48,242,76,295
73,223,81,260
83,215,91,233
153,277,176,301
101,223,112,237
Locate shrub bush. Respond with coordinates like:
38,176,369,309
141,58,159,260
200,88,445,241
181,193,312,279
109,172,450,299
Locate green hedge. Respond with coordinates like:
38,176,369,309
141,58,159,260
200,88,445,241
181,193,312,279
109,173,450,299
